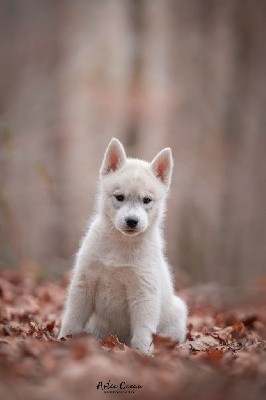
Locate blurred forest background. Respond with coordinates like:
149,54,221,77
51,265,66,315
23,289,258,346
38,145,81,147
0,0,265,286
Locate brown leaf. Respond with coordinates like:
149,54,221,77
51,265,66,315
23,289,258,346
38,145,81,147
233,321,245,333
181,334,220,351
152,334,178,351
100,335,125,350
205,348,224,362
45,320,55,332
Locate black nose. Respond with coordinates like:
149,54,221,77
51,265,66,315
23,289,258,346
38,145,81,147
126,218,138,229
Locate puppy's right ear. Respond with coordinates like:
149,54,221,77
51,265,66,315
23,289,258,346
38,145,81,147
100,138,126,176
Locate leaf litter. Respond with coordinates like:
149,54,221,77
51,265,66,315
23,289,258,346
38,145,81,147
0,270,265,399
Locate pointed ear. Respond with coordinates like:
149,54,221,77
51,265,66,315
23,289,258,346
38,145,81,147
100,138,126,176
151,148,173,187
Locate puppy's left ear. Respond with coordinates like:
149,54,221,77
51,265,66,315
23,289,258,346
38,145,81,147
151,148,173,188
100,138,126,176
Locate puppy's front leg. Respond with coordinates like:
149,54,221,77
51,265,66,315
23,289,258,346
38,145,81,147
129,284,160,353
59,271,94,339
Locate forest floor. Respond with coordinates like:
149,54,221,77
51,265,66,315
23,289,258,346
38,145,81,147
0,270,265,400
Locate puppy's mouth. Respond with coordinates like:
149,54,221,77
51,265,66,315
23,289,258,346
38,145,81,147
121,228,140,236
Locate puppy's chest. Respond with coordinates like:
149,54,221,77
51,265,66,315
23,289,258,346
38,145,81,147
93,266,135,315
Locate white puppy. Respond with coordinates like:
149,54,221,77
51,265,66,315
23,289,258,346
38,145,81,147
59,138,187,353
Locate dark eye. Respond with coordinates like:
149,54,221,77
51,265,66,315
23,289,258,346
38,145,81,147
115,194,125,202
143,197,152,204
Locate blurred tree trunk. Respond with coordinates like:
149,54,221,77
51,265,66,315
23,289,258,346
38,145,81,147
166,0,266,285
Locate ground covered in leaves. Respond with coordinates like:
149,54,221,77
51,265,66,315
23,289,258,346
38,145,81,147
0,270,265,400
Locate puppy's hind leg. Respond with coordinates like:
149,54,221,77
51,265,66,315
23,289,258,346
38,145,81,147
158,296,188,343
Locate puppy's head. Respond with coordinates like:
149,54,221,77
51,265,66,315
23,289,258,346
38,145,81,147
99,138,173,236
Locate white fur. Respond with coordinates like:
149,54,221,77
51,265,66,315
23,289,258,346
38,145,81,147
59,138,187,353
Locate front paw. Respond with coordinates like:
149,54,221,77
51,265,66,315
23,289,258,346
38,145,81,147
131,336,154,354
58,324,83,340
